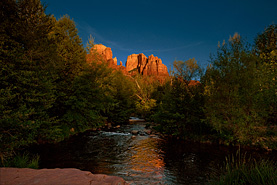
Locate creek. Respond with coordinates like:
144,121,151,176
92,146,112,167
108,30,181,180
30,121,276,185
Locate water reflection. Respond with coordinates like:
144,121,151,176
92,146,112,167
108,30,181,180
130,138,165,171
128,137,165,183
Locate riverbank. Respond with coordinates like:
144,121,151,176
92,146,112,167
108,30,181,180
150,121,277,153
0,168,128,185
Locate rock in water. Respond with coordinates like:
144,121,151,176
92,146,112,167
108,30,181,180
0,168,127,185
131,130,139,135
143,129,152,135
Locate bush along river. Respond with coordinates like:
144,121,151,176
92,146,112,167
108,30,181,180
28,121,276,185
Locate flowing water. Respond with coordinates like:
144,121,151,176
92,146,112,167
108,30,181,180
31,122,276,185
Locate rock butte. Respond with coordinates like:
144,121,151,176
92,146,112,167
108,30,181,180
87,44,169,79
126,53,168,76
0,168,127,185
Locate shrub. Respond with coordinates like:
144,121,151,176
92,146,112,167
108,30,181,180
209,151,277,185
1,153,40,169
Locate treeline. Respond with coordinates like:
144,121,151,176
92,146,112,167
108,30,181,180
0,0,276,164
0,0,138,162
151,28,276,149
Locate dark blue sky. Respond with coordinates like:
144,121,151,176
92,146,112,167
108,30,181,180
43,0,276,68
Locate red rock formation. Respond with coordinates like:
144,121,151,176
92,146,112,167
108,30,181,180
0,168,127,185
126,54,139,72
93,44,113,61
86,44,127,74
188,80,201,86
113,57,117,65
126,54,169,77
137,54,148,74
87,44,169,81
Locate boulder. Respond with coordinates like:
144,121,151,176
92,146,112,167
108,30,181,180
143,129,152,135
131,130,139,135
0,168,127,185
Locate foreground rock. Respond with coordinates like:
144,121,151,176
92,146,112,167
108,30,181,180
0,168,127,185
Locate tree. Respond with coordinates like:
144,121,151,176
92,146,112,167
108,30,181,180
203,32,274,145
0,0,59,160
254,24,276,126
128,74,160,119
255,24,277,65
173,58,202,83
49,15,86,80
47,15,118,134
104,70,136,124
152,59,206,137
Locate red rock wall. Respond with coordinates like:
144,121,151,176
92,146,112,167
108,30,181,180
126,54,169,76
87,44,169,79
93,44,113,61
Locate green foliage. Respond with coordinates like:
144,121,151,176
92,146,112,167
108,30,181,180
2,153,40,169
47,14,105,134
255,24,277,65
132,74,160,118
173,58,202,81
135,98,156,117
104,70,136,124
86,34,95,53
152,59,208,137
0,0,61,158
49,15,86,79
254,24,277,126
0,0,132,162
203,31,276,146
209,151,277,185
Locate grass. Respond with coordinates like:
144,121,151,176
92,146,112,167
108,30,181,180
1,153,40,169
209,151,277,185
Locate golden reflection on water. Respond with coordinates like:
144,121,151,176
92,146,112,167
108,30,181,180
129,137,165,177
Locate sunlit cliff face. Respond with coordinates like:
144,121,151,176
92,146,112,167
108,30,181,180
128,137,165,178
